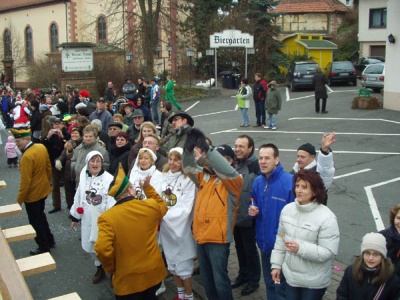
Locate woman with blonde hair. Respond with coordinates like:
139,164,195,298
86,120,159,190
128,147,163,199
127,121,157,167
159,147,196,300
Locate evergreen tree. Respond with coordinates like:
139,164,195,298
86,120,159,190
245,0,286,80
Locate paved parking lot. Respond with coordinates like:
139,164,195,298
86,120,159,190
1,83,399,299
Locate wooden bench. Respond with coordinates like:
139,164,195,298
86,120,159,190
0,180,81,300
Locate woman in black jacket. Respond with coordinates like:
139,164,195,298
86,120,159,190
109,132,131,176
380,204,400,276
313,67,328,113
29,101,41,142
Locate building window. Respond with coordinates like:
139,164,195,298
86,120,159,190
4,29,12,59
369,8,387,28
97,17,107,42
50,23,58,52
346,0,351,6
25,27,33,62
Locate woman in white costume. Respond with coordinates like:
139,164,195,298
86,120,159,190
128,147,163,199
70,150,115,284
159,147,196,300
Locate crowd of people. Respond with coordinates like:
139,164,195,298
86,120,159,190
1,73,400,300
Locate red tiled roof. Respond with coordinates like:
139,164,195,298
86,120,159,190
0,0,63,12
272,0,349,13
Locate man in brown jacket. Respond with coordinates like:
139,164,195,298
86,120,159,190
95,165,167,299
13,128,55,255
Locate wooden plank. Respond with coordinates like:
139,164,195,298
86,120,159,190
0,204,22,217
2,225,36,243
0,180,6,189
16,253,56,277
48,292,82,300
0,272,12,300
0,229,33,300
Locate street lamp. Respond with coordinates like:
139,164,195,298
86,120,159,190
125,52,133,64
186,48,195,88
206,49,214,89
156,43,173,85
245,48,255,78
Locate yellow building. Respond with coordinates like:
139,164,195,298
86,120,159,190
281,34,337,69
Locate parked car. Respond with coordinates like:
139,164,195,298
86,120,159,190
354,56,385,77
361,63,385,92
324,61,357,86
286,61,319,91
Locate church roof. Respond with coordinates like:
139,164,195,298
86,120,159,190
0,0,65,13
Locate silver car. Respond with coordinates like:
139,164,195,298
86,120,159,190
361,63,385,92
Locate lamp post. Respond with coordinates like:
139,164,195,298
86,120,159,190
186,48,194,88
156,43,173,85
125,52,133,64
206,49,214,89
125,52,133,77
245,48,255,79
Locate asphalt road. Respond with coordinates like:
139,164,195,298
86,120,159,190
1,83,399,299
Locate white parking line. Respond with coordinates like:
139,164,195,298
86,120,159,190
333,169,371,179
192,110,236,119
286,93,315,101
364,177,400,231
288,117,400,125
210,129,400,137
185,101,200,112
326,84,334,93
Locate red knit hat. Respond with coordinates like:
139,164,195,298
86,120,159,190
79,90,90,98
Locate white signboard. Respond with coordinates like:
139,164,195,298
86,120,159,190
62,48,93,72
210,30,254,48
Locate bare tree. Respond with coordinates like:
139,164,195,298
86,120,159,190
0,21,26,88
81,0,183,78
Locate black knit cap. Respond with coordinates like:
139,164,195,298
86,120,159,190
216,144,235,160
297,143,316,156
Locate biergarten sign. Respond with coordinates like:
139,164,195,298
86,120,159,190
210,30,254,48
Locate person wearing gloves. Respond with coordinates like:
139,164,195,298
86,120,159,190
236,78,252,127
95,164,167,300
128,147,163,199
159,147,196,300
337,232,400,300
271,169,340,300
70,151,116,284
162,110,194,153
291,132,336,205
182,128,243,300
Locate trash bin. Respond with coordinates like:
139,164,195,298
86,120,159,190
359,88,371,97
220,71,233,89
232,73,242,89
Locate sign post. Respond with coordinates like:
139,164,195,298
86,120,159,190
61,48,94,72
209,30,254,87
